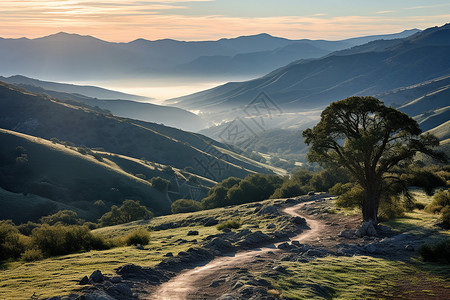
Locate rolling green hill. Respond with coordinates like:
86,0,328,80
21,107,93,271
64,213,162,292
0,128,170,222
0,81,275,183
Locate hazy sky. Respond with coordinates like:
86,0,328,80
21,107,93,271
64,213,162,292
1,0,450,41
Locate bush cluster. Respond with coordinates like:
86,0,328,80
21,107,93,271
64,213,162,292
0,220,110,262
171,199,203,214
201,174,282,209
425,189,450,228
123,228,151,246
99,200,153,226
216,219,241,231
418,240,450,264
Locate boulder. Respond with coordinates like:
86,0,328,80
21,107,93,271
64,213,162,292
338,230,357,239
257,205,278,216
79,276,90,285
237,231,271,247
204,218,219,226
85,291,116,300
187,230,199,236
205,237,235,253
292,216,306,225
89,270,104,283
164,252,173,257
356,221,378,237
277,242,291,250
107,283,133,298
110,277,121,284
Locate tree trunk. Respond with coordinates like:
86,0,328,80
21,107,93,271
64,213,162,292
362,186,380,223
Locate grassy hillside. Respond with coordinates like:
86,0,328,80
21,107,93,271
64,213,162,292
0,81,272,182
0,128,171,222
4,79,206,132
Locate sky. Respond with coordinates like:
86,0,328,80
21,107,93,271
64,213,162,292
0,0,449,42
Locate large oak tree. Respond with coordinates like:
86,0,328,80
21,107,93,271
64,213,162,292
303,96,446,223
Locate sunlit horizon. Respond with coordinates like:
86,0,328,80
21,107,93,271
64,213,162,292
1,0,449,42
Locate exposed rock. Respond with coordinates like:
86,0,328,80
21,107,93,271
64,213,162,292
277,242,291,250
106,283,133,298
204,218,219,226
237,231,271,247
292,216,306,225
164,252,173,257
364,244,377,254
204,237,235,253
273,265,287,272
304,249,326,257
187,230,199,236
153,222,177,231
85,291,116,300
285,198,297,204
89,270,104,283
210,278,226,287
338,230,357,239
110,277,121,284
356,221,378,237
257,205,278,216
222,228,232,233
405,244,415,251
79,276,90,285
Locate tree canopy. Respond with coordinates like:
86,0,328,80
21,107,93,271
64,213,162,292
303,96,446,223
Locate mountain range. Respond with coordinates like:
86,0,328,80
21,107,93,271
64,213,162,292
0,75,206,132
0,30,419,81
167,24,449,114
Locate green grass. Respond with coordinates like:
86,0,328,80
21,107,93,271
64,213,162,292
262,256,449,299
0,198,287,299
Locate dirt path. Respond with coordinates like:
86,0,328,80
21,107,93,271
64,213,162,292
150,200,325,300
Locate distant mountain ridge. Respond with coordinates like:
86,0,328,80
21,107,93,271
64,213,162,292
166,24,449,113
1,75,206,131
0,30,419,81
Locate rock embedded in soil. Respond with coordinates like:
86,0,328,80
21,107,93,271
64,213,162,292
187,230,199,236
89,270,104,283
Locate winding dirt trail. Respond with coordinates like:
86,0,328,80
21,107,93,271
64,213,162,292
149,199,324,300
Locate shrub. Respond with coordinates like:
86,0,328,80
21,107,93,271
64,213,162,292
441,206,450,229
0,220,28,261
171,199,203,214
378,196,405,221
17,222,40,236
124,228,151,246
405,170,446,195
216,219,241,231
414,202,426,210
329,182,354,196
99,200,153,226
335,185,364,208
40,210,84,226
418,240,450,264
425,189,450,214
31,224,109,257
21,248,44,262
271,181,306,199
150,177,170,192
